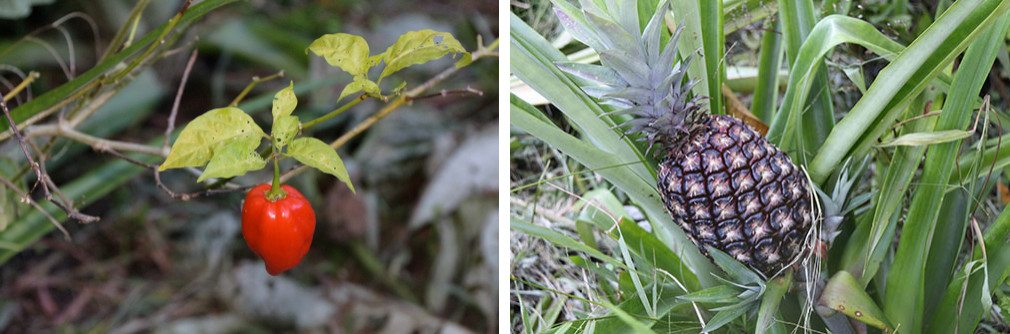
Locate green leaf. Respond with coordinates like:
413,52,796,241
272,115,299,149
272,81,296,122
874,128,972,147
338,77,380,102
378,30,469,81
859,92,938,285
0,0,243,134
287,137,354,193
198,140,267,182
702,305,750,332
307,33,370,76
929,197,1010,332
806,0,1010,185
159,107,265,171
678,285,740,304
0,158,28,232
884,6,1010,332
756,272,791,334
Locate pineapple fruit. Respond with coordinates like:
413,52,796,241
555,0,812,276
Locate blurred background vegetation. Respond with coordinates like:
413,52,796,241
0,0,497,332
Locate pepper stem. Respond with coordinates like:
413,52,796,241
265,156,287,201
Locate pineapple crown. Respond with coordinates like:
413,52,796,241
554,0,706,155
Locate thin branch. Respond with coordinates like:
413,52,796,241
66,89,116,128
229,70,285,107
0,175,69,240
0,92,99,224
97,146,160,170
153,168,252,201
2,71,40,102
165,49,198,152
27,123,165,156
406,86,483,101
300,95,365,130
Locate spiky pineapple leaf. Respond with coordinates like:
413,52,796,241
598,50,650,88
677,284,739,304
555,62,627,87
756,272,791,334
702,305,750,332
583,11,640,57
551,1,606,51
707,246,763,284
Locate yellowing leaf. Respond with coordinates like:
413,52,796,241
159,107,265,171
874,129,972,148
338,77,380,102
307,33,370,76
379,30,469,81
272,81,296,122
198,140,267,182
272,115,299,149
288,137,354,193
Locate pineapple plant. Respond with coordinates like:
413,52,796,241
554,1,813,277
514,0,1010,331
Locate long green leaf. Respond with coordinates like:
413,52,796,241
511,12,655,187
927,201,1010,333
511,96,713,287
883,9,1010,333
774,0,834,163
807,0,1010,185
766,14,903,163
698,0,723,115
510,13,716,285
512,218,627,269
859,89,938,284
0,0,241,133
751,18,783,123
666,0,706,99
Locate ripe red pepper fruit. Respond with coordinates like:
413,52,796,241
241,183,316,275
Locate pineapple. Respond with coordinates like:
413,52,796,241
555,0,812,276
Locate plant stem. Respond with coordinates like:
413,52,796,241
301,95,364,130
2,71,39,102
229,71,285,107
266,156,286,201
26,123,165,156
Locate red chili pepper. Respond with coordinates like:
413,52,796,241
241,183,316,275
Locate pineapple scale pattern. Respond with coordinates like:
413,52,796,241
657,115,811,276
